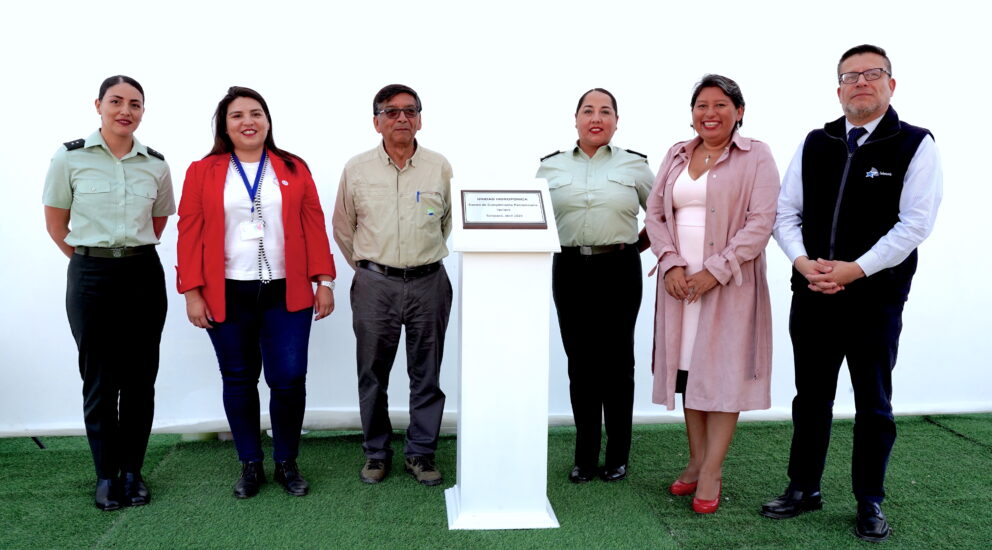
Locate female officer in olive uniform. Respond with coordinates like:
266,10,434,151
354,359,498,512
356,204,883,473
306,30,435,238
536,88,653,483
42,75,175,511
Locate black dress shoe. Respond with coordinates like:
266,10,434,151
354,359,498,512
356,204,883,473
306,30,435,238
233,461,265,499
855,501,892,542
94,478,122,511
760,488,823,519
568,466,596,484
599,465,627,482
274,460,309,496
123,472,150,506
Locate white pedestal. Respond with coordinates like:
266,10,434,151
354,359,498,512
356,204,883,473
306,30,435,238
444,178,560,530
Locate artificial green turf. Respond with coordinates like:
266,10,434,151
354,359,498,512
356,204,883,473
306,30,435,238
1,415,989,549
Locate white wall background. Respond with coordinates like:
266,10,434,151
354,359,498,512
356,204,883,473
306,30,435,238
1,0,989,436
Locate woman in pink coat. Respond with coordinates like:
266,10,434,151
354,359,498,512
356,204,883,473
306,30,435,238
645,75,779,514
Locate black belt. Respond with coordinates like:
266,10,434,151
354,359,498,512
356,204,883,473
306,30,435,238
74,245,156,258
358,260,441,280
559,243,629,256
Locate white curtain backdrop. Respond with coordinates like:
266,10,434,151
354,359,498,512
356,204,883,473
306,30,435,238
2,0,989,436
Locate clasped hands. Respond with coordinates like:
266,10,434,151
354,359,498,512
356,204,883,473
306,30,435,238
664,266,718,304
795,256,864,294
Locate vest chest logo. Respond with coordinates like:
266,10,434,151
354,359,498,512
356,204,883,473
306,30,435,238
865,167,893,179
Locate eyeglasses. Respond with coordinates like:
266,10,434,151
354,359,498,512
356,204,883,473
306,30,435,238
377,107,421,119
838,68,891,85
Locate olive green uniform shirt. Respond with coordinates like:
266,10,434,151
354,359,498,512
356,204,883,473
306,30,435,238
42,130,175,247
333,141,452,269
536,144,654,247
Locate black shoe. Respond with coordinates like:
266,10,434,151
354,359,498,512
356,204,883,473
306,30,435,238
94,478,122,511
760,488,823,519
233,461,265,499
855,501,892,542
568,466,596,484
599,465,628,482
123,472,150,506
274,460,309,496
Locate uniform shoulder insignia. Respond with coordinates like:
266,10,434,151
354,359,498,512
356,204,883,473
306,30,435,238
540,150,563,162
625,149,648,159
146,147,165,161
63,139,85,151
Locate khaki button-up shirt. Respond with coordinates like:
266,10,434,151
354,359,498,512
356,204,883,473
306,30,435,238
333,141,452,269
42,130,175,247
536,144,654,247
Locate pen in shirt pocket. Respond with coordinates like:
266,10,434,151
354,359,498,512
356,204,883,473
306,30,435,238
416,190,420,202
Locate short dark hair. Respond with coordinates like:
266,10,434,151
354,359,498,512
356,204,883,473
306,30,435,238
373,84,422,115
206,86,305,173
99,75,144,102
575,88,618,115
690,74,745,129
838,44,891,75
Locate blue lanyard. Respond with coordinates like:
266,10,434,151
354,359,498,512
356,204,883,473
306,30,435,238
231,149,267,213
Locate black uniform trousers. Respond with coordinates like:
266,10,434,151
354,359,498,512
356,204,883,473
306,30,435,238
66,250,167,480
786,290,904,503
553,245,641,470
351,264,452,459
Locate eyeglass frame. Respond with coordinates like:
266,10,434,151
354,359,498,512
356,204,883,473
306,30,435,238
375,107,422,119
838,67,891,85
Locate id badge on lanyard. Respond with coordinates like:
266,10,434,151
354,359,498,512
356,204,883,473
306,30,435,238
232,150,268,241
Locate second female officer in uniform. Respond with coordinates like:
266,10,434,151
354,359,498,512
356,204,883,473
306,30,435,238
536,88,654,483
43,75,175,511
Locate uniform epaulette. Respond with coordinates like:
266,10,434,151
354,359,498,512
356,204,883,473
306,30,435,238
540,150,562,162
625,149,648,159
146,147,165,161
63,139,85,151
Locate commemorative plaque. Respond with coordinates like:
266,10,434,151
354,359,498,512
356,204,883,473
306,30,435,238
461,190,547,229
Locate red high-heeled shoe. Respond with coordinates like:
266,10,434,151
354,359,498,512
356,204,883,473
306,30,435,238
691,480,722,514
669,479,698,496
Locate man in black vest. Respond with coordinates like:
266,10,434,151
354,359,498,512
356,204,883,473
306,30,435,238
760,45,942,542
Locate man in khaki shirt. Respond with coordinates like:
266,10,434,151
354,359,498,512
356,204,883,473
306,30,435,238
332,84,453,487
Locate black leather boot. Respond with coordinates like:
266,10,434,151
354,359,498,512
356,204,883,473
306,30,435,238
94,478,122,511
233,461,265,499
274,460,310,496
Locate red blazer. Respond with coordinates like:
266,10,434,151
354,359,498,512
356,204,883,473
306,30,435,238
176,151,335,322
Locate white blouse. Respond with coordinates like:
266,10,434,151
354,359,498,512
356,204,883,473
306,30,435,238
222,159,286,280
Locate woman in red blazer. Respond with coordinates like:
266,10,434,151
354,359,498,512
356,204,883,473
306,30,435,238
177,86,335,499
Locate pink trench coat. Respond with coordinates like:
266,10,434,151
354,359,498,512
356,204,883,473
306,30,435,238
645,134,779,412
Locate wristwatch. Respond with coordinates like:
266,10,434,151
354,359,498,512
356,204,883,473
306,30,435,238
319,280,336,291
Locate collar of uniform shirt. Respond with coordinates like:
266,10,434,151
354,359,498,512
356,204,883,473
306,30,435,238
571,142,617,160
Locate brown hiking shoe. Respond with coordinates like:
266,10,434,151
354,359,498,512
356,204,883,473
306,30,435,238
360,458,390,484
404,455,443,486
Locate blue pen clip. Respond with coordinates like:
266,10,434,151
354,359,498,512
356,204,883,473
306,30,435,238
416,191,420,202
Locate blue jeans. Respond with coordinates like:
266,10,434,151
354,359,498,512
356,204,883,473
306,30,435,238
207,279,312,463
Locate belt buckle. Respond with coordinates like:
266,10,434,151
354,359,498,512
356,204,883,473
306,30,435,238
579,246,593,256
112,248,123,258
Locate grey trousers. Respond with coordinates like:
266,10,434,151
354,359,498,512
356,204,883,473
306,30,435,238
351,264,452,458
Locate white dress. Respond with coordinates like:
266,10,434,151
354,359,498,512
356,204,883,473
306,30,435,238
672,167,707,372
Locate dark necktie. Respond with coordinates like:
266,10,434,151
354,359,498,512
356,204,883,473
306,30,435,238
847,127,867,154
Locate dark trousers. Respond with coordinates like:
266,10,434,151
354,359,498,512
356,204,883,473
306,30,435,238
553,246,641,470
351,265,452,459
207,279,312,463
786,291,904,503
66,251,167,480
